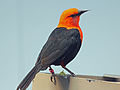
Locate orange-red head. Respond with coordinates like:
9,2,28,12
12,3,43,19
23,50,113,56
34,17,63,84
58,8,89,29
57,8,89,41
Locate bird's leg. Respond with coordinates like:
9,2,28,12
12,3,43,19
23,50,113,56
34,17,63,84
61,62,75,77
63,67,75,76
49,66,56,85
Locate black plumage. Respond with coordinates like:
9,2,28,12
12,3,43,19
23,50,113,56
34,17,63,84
17,27,82,90
37,27,81,67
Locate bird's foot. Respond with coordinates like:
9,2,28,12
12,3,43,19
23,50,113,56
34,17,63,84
49,67,56,85
71,73,75,77
50,74,56,85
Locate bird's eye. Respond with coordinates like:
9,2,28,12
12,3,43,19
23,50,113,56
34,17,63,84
69,14,76,17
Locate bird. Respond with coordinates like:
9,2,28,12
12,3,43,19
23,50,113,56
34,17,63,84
17,8,88,90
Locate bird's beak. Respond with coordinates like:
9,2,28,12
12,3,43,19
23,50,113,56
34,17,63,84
78,10,90,16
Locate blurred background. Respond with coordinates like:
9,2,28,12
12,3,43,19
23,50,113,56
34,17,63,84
0,0,120,90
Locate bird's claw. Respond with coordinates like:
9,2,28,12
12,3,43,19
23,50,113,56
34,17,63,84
71,73,75,77
50,74,56,85
69,71,75,77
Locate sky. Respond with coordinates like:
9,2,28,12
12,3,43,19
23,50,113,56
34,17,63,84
0,0,120,90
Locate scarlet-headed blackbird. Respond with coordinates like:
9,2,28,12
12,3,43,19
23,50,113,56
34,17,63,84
17,8,88,90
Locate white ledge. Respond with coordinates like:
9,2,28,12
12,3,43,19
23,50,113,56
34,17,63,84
32,73,120,90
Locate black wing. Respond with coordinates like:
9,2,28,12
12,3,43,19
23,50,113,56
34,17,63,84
36,27,81,66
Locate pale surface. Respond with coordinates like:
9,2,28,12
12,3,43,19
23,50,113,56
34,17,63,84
32,73,120,90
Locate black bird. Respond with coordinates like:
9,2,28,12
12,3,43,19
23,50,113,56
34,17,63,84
17,8,88,90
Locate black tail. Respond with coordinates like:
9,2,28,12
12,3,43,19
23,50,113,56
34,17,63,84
17,65,42,90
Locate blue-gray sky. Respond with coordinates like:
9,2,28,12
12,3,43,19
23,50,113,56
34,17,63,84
0,0,120,90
